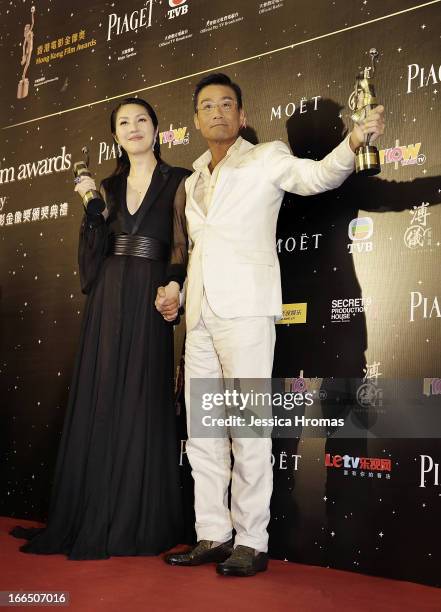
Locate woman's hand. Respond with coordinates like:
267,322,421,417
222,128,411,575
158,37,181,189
74,176,97,200
155,281,180,322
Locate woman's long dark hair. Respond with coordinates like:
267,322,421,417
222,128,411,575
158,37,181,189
101,97,162,197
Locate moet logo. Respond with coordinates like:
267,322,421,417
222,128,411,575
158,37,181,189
168,0,188,19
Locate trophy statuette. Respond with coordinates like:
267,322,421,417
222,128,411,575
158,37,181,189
349,48,381,175
73,147,105,213
17,5,36,99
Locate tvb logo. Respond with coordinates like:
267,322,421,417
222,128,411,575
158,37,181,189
347,217,374,254
168,0,188,19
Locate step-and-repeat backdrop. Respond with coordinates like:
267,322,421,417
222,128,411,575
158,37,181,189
1,0,440,587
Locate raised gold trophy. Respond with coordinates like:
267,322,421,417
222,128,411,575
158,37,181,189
349,48,381,175
73,146,105,211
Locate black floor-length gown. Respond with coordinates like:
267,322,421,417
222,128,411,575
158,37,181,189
11,162,190,559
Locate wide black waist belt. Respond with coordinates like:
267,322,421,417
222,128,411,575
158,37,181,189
109,234,168,261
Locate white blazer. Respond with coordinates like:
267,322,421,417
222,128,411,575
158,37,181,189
184,136,355,331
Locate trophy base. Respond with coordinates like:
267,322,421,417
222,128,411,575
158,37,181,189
355,145,381,176
84,190,105,214
17,78,29,99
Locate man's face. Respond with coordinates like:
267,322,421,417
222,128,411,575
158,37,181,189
194,84,245,143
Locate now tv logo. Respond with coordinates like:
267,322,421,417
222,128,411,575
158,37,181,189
379,140,426,169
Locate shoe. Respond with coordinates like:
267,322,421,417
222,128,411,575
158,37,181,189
216,545,269,577
164,539,233,566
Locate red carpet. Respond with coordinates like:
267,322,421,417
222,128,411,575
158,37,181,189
1,517,440,612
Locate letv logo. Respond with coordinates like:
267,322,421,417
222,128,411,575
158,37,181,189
168,0,188,19
347,217,373,254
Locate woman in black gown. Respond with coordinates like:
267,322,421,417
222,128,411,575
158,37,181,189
11,97,190,559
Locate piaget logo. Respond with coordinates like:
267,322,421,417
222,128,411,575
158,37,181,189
107,1,153,41
409,292,441,322
407,62,441,94
276,303,307,325
419,455,440,488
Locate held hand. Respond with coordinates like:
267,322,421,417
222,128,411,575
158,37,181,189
349,105,385,151
155,282,180,322
74,176,97,200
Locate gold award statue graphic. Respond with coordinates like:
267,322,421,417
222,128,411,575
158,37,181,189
17,5,36,99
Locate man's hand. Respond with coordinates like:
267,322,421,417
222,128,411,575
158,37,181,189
155,281,180,322
349,105,385,152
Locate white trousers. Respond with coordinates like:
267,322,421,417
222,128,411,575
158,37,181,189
184,292,275,552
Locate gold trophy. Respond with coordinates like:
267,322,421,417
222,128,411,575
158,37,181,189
17,6,35,99
349,48,381,175
73,146,105,211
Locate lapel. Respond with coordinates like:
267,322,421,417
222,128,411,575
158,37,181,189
206,138,255,218
129,162,171,235
187,169,205,218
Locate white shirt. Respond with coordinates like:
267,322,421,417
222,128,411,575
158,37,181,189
192,137,243,216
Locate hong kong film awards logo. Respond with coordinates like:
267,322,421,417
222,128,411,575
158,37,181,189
347,217,373,254
404,202,432,249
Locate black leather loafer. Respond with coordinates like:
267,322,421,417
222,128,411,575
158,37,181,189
164,539,233,566
216,545,269,576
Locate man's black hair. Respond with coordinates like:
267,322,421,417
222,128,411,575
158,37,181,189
193,73,243,112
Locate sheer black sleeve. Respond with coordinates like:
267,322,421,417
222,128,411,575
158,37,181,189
164,174,189,288
78,194,109,295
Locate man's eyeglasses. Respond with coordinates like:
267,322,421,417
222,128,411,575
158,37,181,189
197,101,237,114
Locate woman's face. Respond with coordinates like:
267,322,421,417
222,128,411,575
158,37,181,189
114,104,157,156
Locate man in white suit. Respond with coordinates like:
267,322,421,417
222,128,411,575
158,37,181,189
157,73,384,576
